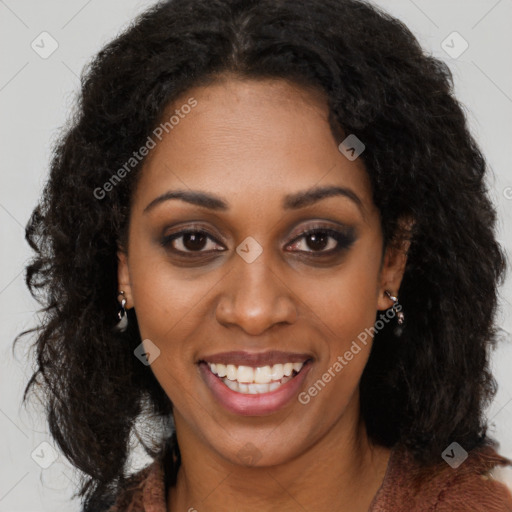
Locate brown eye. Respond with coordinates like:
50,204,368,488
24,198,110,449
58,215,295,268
161,230,225,254
287,228,356,255
181,232,207,251
303,231,332,251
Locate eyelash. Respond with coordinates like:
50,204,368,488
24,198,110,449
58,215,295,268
161,224,356,258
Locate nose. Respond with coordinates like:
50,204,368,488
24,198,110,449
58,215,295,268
215,253,298,336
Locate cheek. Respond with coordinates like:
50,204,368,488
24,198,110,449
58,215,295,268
126,253,219,409
128,258,212,409
128,244,216,340
317,244,382,339
311,241,382,384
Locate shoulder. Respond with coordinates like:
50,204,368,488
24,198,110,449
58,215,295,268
370,441,512,512
103,459,166,512
430,444,512,512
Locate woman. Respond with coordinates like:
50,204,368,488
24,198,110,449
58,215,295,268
17,0,512,510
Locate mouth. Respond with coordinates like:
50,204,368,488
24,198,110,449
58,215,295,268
197,351,313,416
204,361,308,394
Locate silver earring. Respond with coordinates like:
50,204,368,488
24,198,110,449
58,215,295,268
115,290,128,332
385,290,405,326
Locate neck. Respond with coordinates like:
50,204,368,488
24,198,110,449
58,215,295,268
167,395,391,512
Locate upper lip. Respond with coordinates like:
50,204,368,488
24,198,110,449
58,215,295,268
199,350,313,367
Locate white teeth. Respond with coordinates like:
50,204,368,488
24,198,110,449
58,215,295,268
270,364,284,380
251,383,271,394
292,362,303,372
269,382,281,392
283,363,293,377
254,366,272,384
224,379,239,392
237,365,255,383
220,375,293,394
206,361,307,393
226,364,237,380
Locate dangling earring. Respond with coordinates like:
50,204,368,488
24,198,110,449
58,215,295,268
385,290,405,335
114,290,128,332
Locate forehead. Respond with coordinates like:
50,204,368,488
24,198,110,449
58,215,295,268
132,76,375,219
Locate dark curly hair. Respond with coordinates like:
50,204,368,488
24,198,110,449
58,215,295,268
15,0,507,509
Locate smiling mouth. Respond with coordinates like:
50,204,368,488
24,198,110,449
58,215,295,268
201,360,312,395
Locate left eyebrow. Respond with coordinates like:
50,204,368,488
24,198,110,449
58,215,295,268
282,185,364,214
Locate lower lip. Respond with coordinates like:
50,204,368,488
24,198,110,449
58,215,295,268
199,361,312,416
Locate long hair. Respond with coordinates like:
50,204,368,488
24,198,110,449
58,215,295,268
15,0,506,508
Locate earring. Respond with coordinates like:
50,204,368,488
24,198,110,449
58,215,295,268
385,290,405,328
114,290,128,332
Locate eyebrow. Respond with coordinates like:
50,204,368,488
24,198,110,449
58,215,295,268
143,185,365,216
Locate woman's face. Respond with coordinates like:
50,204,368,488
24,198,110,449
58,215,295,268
118,75,407,467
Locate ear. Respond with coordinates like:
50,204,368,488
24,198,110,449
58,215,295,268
376,216,414,311
117,247,134,309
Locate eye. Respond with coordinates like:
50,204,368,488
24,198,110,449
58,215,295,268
286,227,356,255
161,229,225,254
161,224,356,258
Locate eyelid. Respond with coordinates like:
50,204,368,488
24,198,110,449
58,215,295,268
161,221,356,256
287,221,355,240
161,222,225,242
285,224,356,253
161,220,354,243
160,225,226,252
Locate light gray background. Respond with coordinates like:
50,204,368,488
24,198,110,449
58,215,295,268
1,1,511,510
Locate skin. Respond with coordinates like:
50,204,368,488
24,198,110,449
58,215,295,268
118,74,410,512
